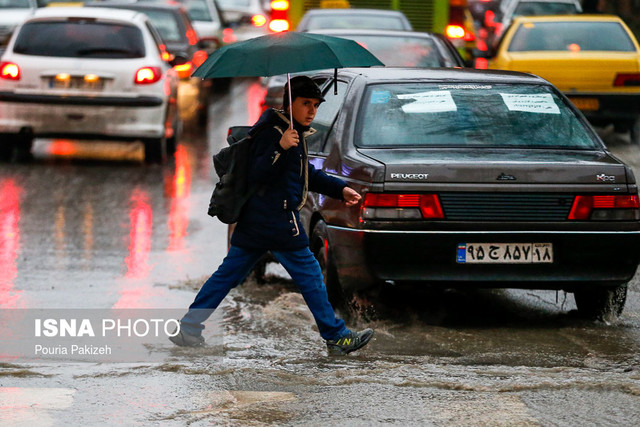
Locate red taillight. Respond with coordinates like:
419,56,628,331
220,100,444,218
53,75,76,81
0,62,20,81
362,193,444,219
223,27,236,44
186,29,198,46
135,67,162,84
192,50,208,68
445,24,466,39
270,0,289,32
419,194,444,219
251,14,267,27
174,62,193,79
569,195,640,220
463,30,475,42
614,73,640,87
270,0,289,11
475,57,489,69
269,19,289,32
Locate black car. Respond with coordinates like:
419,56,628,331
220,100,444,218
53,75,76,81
261,29,465,110
296,67,640,320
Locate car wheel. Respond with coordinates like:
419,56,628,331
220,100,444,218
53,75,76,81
310,220,353,318
143,137,166,164
0,134,14,162
13,135,33,163
630,117,640,145
573,284,627,321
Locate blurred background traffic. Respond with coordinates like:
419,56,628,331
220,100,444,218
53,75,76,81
0,0,639,163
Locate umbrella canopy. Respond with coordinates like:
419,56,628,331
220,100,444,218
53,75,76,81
192,31,384,79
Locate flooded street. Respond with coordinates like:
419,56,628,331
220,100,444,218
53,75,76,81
1,78,640,425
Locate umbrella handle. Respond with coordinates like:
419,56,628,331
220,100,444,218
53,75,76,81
287,73,293,129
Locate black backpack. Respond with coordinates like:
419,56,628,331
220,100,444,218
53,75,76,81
207,124,274,224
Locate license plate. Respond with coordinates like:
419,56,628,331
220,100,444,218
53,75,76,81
568,97,599,111
49,78,104,91
457,243,553,264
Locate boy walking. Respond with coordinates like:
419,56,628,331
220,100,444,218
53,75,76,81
170,76,373,356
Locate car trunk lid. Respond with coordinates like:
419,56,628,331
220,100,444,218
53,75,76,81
503,51,640,92
357,147,629,188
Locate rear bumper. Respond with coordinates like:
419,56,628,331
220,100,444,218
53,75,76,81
0,92,163,107
327,225,640,291
0,95,167,139
565,93,640,122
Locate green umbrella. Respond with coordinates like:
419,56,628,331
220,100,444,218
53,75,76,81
192,31,384,125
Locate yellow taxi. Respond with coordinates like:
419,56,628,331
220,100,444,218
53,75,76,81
488,15,640,143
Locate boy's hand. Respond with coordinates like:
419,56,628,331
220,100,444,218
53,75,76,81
279,128,299,150
343,187,362,207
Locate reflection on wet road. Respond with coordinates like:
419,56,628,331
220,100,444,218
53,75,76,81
1,78,639,425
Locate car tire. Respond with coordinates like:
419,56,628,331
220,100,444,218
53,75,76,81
13,134,33,163
0,134,14,162
573,284,627,321
630,117,640,145
310,220,353,318
143,137,166,164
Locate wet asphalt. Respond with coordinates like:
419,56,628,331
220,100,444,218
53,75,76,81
1,78,639,426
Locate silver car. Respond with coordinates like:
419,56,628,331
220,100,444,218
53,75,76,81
0,7,182,162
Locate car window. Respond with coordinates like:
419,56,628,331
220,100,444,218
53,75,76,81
508,21,636,52
13,21,146,58
141,10,184,43
336,34,445,67
512,2,578,17
0,0,31,8
180,0,214,22
308,80,348,153
356,83,598,149
217,0,251,7
303,15,406,31
145,21,164,54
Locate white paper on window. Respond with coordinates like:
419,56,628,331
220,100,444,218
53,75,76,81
500,93,560,114
397,90,458,113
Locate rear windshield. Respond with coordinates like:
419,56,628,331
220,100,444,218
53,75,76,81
334,35,447,68
180,0,213,22
217,0,251,7
14,21,145,58
304,15,405,31
356,83,598,149
512,2,579,17
508,21,636,52
0,0,31,9
141,10,184,43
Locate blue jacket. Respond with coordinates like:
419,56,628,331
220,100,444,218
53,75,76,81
230,109,347,250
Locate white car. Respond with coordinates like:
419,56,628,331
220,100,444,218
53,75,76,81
217,0,270,42
171,0,226,44
0,7,182,162
0,0,36,52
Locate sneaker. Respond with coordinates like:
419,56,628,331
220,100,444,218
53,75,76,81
169,329,204,347
326,328,374,356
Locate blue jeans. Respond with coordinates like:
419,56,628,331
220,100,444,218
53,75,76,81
180,245,348,341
